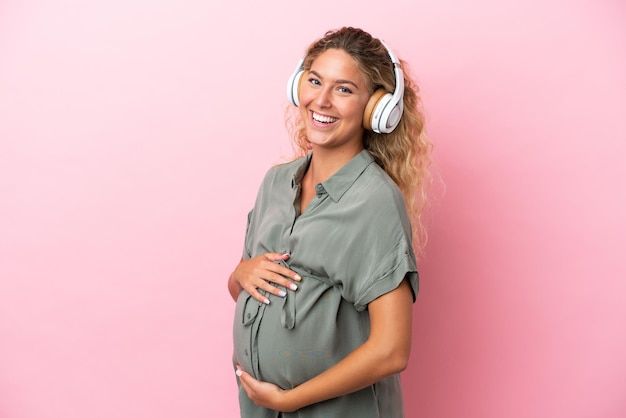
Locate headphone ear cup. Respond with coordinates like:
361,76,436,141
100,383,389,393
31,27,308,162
363,89,391,132
296,70,309,106
287,69,304,107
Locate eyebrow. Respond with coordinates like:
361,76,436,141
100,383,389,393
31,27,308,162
309,70,360,90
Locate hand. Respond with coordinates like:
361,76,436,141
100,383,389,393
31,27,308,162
236,365,296,412
231,253,301,304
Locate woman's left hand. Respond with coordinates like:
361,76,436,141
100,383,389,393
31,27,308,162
236,365,296,412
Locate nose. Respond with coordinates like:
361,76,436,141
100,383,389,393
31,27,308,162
314,86,332,108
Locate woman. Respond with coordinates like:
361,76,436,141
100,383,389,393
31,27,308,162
228,27,432,417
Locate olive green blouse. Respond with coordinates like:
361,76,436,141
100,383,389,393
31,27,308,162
233,150,418,418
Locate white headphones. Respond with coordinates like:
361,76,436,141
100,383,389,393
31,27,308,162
286,40,404,134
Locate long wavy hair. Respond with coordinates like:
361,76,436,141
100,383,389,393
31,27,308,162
286,27,433,254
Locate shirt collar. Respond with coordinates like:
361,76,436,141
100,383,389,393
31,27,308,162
291,149,375,203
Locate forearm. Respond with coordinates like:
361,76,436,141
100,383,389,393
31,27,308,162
283,337,409,411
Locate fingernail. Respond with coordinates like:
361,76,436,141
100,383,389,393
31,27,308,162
281,253,290,257
294,274,301,281
290,283,298,291
235,370,243,377
278,290,286,297
263,298,270,305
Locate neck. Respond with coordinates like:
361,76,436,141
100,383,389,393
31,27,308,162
306,144,364,184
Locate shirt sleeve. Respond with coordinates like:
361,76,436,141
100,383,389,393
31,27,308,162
240,162,287,261
339,174,419,312
352,237,419,312
241,209,253,260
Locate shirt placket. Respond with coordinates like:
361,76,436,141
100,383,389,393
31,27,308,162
247,176,302,380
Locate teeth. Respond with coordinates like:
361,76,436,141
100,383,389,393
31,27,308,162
312,112,338,124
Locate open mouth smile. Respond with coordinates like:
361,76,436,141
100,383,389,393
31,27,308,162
311,111,339,125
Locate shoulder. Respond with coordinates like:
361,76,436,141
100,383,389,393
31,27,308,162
349,162,414,236
257,156,306,189
266,156,305,179
358,162,406,210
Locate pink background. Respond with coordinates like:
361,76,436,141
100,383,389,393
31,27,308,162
1,1,624,417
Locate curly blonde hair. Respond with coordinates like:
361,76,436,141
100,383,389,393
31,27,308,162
286,27,433,253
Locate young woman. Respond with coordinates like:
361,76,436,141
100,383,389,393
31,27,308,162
228,27,432,417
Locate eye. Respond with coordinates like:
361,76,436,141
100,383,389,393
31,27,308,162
337,86,353,94
307,77,321,86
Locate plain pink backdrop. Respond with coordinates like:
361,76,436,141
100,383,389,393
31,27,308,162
1,1,624,417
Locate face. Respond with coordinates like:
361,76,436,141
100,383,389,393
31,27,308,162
298,48,371,153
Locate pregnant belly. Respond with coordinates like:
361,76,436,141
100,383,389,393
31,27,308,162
233,279,368,389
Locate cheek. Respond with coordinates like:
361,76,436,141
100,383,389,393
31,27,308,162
345,100,368,123
298,86,314,108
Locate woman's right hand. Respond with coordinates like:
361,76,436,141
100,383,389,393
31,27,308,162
228,253,301,304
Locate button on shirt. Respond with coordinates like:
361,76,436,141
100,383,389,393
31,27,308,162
233,150,418,418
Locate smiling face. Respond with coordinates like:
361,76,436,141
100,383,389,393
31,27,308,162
298,48,371,154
